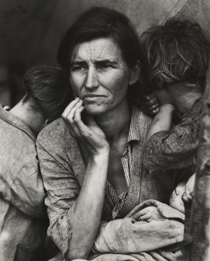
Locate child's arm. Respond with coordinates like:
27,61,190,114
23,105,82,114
143,99,202,170
146,103,176,142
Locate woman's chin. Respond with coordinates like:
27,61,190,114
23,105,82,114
84,104,107,116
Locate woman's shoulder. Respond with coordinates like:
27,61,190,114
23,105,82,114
36,117,75,149
132,102,152,125
38,117,65,137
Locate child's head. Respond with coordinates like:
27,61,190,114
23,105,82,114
141,18,210,91
22,64,73,123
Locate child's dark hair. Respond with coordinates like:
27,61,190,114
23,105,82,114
23,65,73,123
141,18,210,90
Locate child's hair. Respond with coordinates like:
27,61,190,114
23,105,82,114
141,18,210,90
23,64,74,123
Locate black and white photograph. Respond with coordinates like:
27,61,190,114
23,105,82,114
0,1,210,260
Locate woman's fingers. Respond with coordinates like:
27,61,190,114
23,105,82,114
74,105,85,124
70,106,86,138
138,213,149,221
62,99,108,153
62,98,83,138
149,251,168,261
62,98,109,155
3,105,10,111
62,97,80,118
74,107,94,137
63,99,83,122
157,250,183,261
149,250,182,261
131,207,149,220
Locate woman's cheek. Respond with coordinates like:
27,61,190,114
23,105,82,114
70,75,82,95
72,89,78,98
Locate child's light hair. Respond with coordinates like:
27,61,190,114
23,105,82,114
141,18,210,90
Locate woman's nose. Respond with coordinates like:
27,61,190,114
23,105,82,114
84,67,99,89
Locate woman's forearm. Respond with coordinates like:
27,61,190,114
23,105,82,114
66,150,110,260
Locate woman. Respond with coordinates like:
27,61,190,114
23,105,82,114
37,7,190,261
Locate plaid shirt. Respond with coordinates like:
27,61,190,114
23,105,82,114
106,106,141,219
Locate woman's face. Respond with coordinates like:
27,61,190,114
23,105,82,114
69,38,137,115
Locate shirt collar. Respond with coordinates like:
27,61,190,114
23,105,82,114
128,104,141,142
0,106,36,141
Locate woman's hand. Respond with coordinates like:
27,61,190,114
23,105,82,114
62,98,110,156
136,206,163,221
62,99,110,260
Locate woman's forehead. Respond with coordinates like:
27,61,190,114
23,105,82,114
70,38,123,62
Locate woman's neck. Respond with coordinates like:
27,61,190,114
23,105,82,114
94,101,131,144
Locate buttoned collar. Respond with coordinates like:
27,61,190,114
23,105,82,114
127,103,141,142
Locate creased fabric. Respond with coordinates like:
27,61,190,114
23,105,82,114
87,250,185,261
143,98,202,171
37,103,192,256
0,107,47,261
93,200,184,254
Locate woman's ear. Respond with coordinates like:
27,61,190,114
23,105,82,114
129,60,141,85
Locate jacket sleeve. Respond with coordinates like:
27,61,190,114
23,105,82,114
0,135,46,218
143,100,202,170
36,120,82,256
93,200,184,254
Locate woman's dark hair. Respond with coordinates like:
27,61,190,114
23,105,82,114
57,6,150,100
141,18,210,90
23,64,74,123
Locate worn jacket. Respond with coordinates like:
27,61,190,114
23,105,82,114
143,98,202,170
0,107,47,261
37,104,193,257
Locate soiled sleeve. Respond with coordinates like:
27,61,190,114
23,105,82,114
36,119,82,255
0,130,46,218
93,200,184,254
143,100,202,170
10,147,46,218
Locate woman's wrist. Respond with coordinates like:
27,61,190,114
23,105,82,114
93,146,110,159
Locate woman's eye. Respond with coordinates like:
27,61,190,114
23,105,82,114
71,66,87,71
97,64,112,70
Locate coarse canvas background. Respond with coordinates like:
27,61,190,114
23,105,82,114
0,1,210,260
